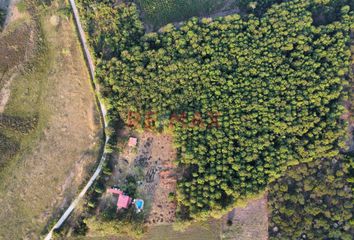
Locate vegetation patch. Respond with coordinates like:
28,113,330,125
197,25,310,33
268,157,353,239
0,1,102,239
133,0,233,29
78,0,354,219
0,22,35,75
0,133,19,167
0,114,38,134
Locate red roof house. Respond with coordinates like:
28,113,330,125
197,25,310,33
107,187,133,210
117,194,132,209
107,188,123,195
128,137,137,147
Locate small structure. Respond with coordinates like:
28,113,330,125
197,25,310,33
117,194,132,209
108,188,123,195
128,137,137,147
107,188,133,210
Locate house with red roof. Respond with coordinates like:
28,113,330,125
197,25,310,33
128,137,137,147
107,188,133,210
117,194,132,209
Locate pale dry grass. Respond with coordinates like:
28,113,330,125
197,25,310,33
0,2,101,239
222,194,268,240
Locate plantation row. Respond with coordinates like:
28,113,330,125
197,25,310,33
77,0,354,219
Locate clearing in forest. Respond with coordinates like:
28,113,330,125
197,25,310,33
222,194,268,240
134,0,239,30
102,131,178,224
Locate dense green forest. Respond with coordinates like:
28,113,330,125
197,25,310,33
77,0,354,219
268,157,353,239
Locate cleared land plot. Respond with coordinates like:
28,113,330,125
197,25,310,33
144,220,221,240
222,194,268,240
0,2,101,239
134,0,238,29
135,132,177,225
102,131,178,224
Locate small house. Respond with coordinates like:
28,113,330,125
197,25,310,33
128,137,137,147
117,194,132,209
107,187,133,210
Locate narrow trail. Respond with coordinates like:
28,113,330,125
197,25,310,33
44,0,109,239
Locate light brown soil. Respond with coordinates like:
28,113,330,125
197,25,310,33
0,71,16,112
137,132,177,225
108,131,178,225
222,194,268,240
342,39,354,152
144,220,222,240
0,12,101,240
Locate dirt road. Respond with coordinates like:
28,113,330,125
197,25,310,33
44,0,109,239
0,2,104,239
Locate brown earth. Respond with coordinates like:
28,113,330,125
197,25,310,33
144,220,222,240
222,194,268,240
103,131,178,225
136,132,177,225
0,6,101,240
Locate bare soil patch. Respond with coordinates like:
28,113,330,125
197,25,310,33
136,132,177,225
343,39,354,152
222,194,268,240
0,71,16,112
144,220,221,240
104,130,178,225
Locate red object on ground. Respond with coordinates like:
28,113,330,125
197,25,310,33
117,194,132,209
108,188,123,195
128,137,137,147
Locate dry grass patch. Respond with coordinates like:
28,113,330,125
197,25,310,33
0,2,102,239
222,194,268,240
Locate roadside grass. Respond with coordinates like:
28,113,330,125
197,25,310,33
134,0,237,29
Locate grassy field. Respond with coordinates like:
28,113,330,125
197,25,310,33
0,0,102,239
143,221,222,240
76,220,222,240
134,0,238,29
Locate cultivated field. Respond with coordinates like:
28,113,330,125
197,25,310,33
0,0,102,239
99,131,178,225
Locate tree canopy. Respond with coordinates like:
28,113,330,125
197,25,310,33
78,0,354,218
